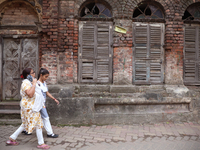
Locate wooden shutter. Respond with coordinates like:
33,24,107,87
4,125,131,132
79,21,112,83
79,22,95,82
133,23,164,84
149,24,164,83
133,23,148,83
184,26,200,85
96,23,111,83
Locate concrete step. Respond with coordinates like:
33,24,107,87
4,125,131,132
0,119,21,125
0,101,20,109
0,109,20,114
0,101,20,119
0,109,20,119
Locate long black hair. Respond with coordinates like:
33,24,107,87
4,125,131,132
21,68,32,79
38,68,49,79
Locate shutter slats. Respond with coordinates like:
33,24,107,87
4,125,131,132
149,24,162,82
135,61,147,80
96,23,110,82
82,61,94,80
184,26,200,84
134,24,148,82
97,61,109,82
150,62,161,81
82,24,95,60
79,21,112,83
133,23,164,84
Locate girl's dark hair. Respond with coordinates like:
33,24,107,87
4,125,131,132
38,68,49,79
22,68,32,79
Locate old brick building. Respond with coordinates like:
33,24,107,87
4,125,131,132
1,0,200,124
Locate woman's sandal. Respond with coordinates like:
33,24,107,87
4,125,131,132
6,140,19,146
37,144,50,149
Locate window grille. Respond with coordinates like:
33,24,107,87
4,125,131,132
133,2,164,19
80,3,111,18
182,3,200,21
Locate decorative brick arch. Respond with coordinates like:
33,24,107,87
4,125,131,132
0,0,42,23
74,0,121,18
177,0,200,18
116,0,166,19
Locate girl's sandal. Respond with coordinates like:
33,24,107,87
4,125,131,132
6,140,19,146
37,144,50,149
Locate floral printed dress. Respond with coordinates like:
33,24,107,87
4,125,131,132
20,79,43,134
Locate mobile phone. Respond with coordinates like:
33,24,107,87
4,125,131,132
27,74,33,82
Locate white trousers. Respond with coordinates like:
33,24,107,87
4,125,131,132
43,117,53,135
10,124,44,145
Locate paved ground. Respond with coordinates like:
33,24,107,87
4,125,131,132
0,122,200,150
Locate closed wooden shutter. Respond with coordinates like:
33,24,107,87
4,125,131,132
133,23,164,84
78,21,112,83
149,24,164,83
184,26,200,85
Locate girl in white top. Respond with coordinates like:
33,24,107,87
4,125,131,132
37,68,59,138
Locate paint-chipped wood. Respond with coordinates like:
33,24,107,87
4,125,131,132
79,21,113,83
184,25,200,85
133,23,164,84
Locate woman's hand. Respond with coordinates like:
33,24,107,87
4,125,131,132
25,78,37,98
32,78,37,85
54,99,59,105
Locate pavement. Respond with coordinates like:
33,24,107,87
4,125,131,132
0,122,200,150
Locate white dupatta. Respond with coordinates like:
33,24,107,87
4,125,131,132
32,82,45,112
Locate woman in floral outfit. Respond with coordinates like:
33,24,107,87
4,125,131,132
6,68,50,149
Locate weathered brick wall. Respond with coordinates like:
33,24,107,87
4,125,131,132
1,0,200,85
113,19,133,84
0,1,41,35
1,2,38,25
57,0,200,85
57,1,78,83
41,0,58,84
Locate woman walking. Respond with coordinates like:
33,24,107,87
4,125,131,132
6,68,50,149
37,68,59,138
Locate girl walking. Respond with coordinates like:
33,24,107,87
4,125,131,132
37,68,59,138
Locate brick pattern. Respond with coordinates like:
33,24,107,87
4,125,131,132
57,1,78,83
0,1,40,35
1,123,200,149
40,0,59,84
1,2,38,25
1,0,200,84
113,47,132,84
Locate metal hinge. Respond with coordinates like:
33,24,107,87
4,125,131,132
110,42,113,48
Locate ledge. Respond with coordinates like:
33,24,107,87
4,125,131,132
95,97,192,105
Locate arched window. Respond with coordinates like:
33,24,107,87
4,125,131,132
182,3,200,21
80,3,111,18
133,2,164,19
132,2,165,84
78,2,113,83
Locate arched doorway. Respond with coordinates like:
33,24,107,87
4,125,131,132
78,2,113,83
0,1,40,100
132,1,165,84
183,3,200,85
